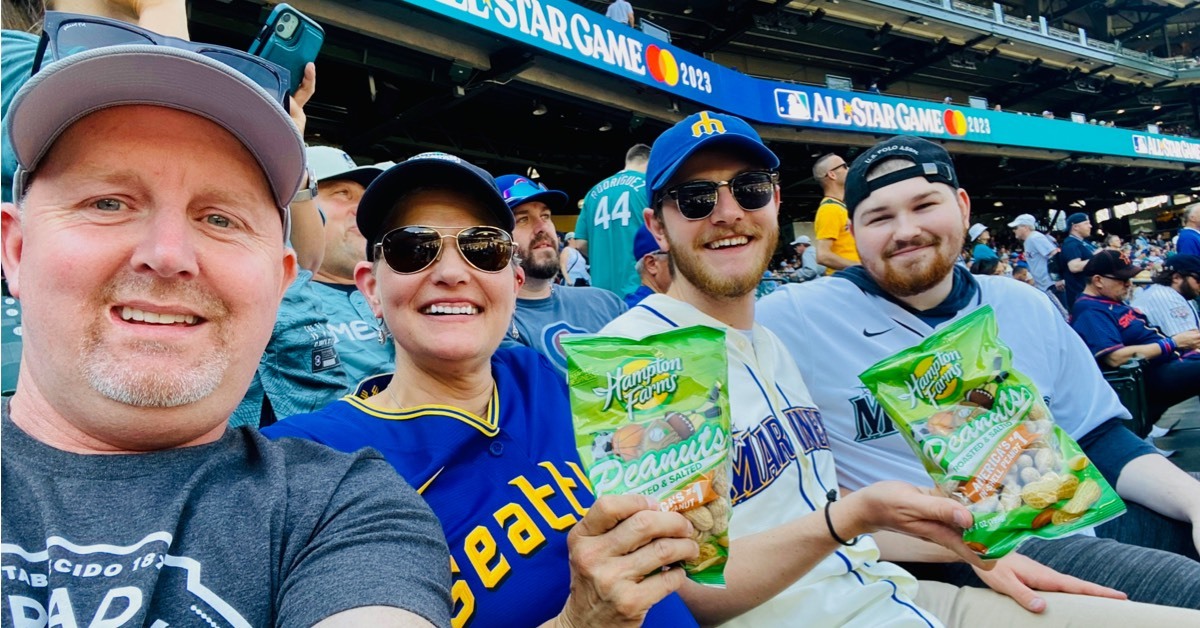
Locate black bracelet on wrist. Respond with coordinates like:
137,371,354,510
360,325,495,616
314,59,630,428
824,489,859,546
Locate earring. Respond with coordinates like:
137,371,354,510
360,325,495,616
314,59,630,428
376,317,391,345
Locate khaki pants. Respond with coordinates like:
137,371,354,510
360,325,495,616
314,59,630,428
916,580,1200,627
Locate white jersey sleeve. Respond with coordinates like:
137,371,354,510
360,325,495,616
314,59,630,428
1131,284,1200,337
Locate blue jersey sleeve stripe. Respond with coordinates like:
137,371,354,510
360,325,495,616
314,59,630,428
636,304,679,328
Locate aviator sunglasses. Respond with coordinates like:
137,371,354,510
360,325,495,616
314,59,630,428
375,226,515,274
656,170,779,220
34,12,291,108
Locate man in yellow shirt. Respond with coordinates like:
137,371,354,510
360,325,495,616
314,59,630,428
812,153,860,274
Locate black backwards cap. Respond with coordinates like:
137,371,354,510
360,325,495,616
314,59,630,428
843,136,960,217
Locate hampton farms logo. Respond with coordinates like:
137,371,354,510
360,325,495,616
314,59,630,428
597,357,681,419
900,351,964,409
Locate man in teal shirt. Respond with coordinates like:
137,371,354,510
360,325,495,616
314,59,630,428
575,144,650,297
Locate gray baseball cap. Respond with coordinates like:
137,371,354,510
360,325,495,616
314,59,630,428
306,146,383,188
7,45,305,236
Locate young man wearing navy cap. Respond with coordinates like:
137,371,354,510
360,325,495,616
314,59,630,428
495,174,626,376
0,33,449,626
759,135,1200,614
1071,250,1200,420
1060,212,1096,309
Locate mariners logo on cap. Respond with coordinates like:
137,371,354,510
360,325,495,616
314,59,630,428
690,112,726,138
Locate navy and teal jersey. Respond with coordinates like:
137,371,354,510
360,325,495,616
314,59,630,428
575,169,648,297
2,293,22,396
263,346,696,628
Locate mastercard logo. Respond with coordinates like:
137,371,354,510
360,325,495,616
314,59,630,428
645,45,679,87
943,109,968,136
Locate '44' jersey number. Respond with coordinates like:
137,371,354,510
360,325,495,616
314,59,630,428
593,192,632,230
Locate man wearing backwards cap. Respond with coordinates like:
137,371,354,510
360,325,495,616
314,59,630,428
230,146,391,427
599,111,1123,627
1072,250,1200,420
760,135,1200,614
495,174,626,376
1131,254,1200,337
0,38,449,626
1060,211,1096,309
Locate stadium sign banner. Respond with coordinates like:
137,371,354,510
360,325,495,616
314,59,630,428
408,0,1200,164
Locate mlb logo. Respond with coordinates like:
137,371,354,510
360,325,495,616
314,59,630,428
1132,136,1147,154
775,89,811,121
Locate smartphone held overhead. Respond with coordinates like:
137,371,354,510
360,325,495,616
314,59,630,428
248,3,324,95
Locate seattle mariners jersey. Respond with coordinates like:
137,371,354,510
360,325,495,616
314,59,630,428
575,169,648,296
603,294,938,628
263,347,695,628
1131,284,1200,337
504,285,627,376
757,275,1124,492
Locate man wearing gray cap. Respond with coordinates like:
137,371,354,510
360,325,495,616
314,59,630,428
1060,212,1096,309
1009,213,1067,316
230,146,392,427
0,23,449,627
790,234,824,281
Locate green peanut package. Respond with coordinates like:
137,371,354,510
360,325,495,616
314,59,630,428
562,326,732,587
858,306,1125,559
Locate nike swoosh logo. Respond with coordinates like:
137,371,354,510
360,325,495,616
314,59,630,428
863,328,894,337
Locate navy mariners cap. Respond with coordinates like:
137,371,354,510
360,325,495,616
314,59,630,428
1163,254,1200,276
1082,249,1140,279
844,136,960,217
495,174,569,212
633,224,660,260
357,152,514,261
646,111,779,201
1066,212,1090,227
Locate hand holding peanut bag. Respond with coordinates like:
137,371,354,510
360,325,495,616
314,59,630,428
562,326,733,587
858,306,1125,559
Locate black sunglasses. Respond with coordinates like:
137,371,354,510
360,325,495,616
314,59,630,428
375,226,515,274
656,171,779,220
34,12,291,108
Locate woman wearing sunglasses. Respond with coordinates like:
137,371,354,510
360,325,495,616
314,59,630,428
264,154,698,627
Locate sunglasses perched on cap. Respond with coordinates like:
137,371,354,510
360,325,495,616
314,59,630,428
374,226,515,274
502,178,549,200
655,171,779,220
34,12,291,108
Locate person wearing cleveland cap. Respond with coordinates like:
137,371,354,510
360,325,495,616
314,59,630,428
1071,250,1200,422
0,22,451,627
229,145,393,427
494,173,626,376
1131,254,1200,337
264,152,699,627
1060,212,1096,309
759,135,1200,617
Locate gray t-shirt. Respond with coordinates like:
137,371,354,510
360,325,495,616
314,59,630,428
1,400,451,627
1023,230,1058,292
503,285,627,376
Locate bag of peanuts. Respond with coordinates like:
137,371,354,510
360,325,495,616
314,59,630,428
858,306,1125,559
562,326,732,587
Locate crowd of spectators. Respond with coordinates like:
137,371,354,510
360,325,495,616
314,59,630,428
2,2,1199,627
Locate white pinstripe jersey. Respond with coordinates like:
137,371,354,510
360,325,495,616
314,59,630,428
1130,284,1199,337
603,294,940,628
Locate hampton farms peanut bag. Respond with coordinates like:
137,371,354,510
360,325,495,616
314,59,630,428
858,306,1125,559
562,326,732,587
